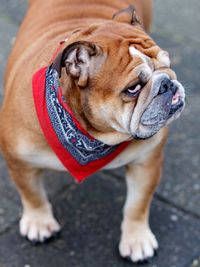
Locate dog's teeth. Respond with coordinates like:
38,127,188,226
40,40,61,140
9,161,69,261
172,97,179,105
172,92,180,105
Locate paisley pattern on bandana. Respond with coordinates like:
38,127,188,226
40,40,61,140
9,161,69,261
32,64,129,182
45,66,117,165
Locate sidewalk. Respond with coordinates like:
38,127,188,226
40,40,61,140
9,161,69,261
0,1,199,266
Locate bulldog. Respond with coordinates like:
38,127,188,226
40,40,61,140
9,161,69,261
0,0,185,263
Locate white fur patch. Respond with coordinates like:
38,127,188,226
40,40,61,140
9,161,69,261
119,221,158,262
129,46,149,65
157,50,170,67
20,203,60,242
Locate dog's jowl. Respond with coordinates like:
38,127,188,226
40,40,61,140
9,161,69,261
0,0,185,263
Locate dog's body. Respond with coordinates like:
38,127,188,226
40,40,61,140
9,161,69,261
0,0,185,263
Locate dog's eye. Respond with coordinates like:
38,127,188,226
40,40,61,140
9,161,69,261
124,84,142,97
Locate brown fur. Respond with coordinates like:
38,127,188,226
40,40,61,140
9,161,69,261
0,0,172,262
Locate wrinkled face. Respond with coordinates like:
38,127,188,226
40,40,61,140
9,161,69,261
56,20,185,144
123,47,185,139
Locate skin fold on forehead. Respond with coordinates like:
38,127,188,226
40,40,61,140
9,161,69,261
129,46,171,81
129,46,153,83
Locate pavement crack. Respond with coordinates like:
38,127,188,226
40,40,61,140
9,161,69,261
154,193,200,220
105,170,200,221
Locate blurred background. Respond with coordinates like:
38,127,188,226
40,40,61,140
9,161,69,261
0,0,199,266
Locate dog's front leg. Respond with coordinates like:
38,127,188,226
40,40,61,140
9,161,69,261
119,149,163,263
8,161,60,243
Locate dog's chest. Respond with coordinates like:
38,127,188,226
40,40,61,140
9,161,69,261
17,132,163,172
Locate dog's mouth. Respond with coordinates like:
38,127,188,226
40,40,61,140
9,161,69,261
141,87,185,127
168,90,184,117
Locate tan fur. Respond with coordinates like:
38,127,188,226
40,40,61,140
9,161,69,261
0,0,175,262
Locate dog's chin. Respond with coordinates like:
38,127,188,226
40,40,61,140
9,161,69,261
132,99,185,141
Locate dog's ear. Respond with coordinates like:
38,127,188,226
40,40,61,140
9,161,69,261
112,5,140,25
52,41,101,87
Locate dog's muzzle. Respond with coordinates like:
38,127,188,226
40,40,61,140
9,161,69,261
133,73,185,140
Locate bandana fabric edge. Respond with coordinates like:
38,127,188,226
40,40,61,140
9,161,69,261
32,66,130,183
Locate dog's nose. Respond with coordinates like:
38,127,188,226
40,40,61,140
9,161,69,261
159,78,177,94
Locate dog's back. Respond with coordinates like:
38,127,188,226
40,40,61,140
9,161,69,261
5,0,152,86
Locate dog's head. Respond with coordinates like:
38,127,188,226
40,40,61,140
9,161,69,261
53,6,185,145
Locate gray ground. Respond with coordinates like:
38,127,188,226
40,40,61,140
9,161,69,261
0,0,200,266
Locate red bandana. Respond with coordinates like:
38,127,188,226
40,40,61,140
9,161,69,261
32,65,129,183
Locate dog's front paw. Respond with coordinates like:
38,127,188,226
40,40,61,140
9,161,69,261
119,221,158,263
19,204,61,243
